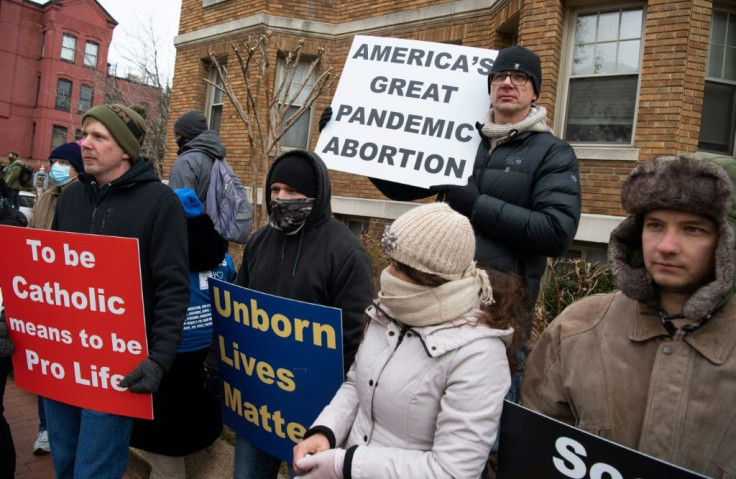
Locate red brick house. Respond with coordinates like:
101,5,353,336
0,0,117,167
168,0,735,258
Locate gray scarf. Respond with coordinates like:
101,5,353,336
481,105,552,151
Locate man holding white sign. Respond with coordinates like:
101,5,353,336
523,154,736,477
320,42,581,350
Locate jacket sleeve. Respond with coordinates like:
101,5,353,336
369,177,434,202
471,139,581,257
520,315,576,425
331,247,374,374
348,338,509,479
145,193,190,371
4,162,20,187
310,361,360,446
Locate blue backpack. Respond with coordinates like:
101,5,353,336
205,159,253,243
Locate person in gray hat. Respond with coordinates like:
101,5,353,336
522,154,736,476
169,110,226,203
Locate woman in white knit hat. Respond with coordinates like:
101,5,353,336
292,202,526,479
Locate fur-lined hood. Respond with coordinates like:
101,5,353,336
609,154,736,319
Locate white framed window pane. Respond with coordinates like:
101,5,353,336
79,85,93,112
698,81,735,154
575,15,596,44
708,44,725,77
617,40,640,72
728,13,736,47
282,105,309,149
61,34,76,62
206,67,224,132
712,11,727,45
209,105,222,132
620,10,643,40
726,49,736,81
84,42,98,67
573,44,595,75
55,79,72,111
564,75,637,143
51,126,68,149
595,43,617,73
597,12,619,43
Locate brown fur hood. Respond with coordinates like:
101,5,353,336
608,155,736,319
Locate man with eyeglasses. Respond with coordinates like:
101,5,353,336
368,46,581,383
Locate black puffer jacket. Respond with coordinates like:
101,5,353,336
236,150,374,373
373,124,581,331
52,158,190,371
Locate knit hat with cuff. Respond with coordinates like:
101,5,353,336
174,110,209,141
49,142,84,173
82,104,147,162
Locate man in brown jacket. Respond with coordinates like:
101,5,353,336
522,154,736,477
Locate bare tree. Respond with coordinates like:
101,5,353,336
104,15,173,177
207,31,336,227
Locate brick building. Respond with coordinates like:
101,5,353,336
0,0,116,167
169,0,735,259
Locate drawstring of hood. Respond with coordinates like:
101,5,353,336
657,308,711,341
279,228,307,277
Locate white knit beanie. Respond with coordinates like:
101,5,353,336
382,203,476,281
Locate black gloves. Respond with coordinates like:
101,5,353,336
318,107,333,132
0,314,14,358
429,176,481,217
120,358,165,394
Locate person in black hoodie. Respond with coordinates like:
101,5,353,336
233,149,374,479
48,103,190,479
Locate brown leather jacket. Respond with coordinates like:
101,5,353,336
522,291,736,477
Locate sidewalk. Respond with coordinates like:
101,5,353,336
5,374,134,478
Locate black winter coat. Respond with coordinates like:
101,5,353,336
372,126,581,332
236,150,374,373
52,158,190,371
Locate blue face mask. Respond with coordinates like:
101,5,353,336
49,163,73,186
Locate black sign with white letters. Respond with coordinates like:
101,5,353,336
497,402,708,479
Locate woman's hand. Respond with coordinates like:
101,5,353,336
293,433,330,473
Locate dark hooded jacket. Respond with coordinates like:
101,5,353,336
168,130,226,203
236,150,374,373
52,158,189,371
372,118,580,329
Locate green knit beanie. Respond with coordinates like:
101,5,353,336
82,104,147,162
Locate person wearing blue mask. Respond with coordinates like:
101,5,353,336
26,141,85,455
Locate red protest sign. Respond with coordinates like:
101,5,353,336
0,225,152,419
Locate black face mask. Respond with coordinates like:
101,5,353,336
176,136,189,154
269,198,315,235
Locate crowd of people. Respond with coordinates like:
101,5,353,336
1,43,735,479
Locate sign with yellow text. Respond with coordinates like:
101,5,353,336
209,279,343,462
0,226,151,419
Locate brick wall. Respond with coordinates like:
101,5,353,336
170,0,716,223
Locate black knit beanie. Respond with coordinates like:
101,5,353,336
174,110,208,141
489,46,542,96
269,154,317,198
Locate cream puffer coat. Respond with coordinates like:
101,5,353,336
310,301,513,479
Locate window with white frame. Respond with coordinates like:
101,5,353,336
55,79,72,111
563,8,644,144
698,8,736,155
84,41,99,68
277,58,316,149
61,34,76,62
79,85,94,113
51,125,68,149
205,67,224,132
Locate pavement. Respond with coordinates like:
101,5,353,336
5,373,134,478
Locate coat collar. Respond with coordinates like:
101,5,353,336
629,298,736,365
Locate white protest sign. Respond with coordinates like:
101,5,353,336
317,35,498,188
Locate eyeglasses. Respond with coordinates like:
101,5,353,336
490,71,530,87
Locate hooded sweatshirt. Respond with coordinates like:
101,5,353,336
168,130,226,203
52,158,190,371
235,150,374,373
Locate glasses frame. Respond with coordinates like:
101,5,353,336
490,71,530,87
